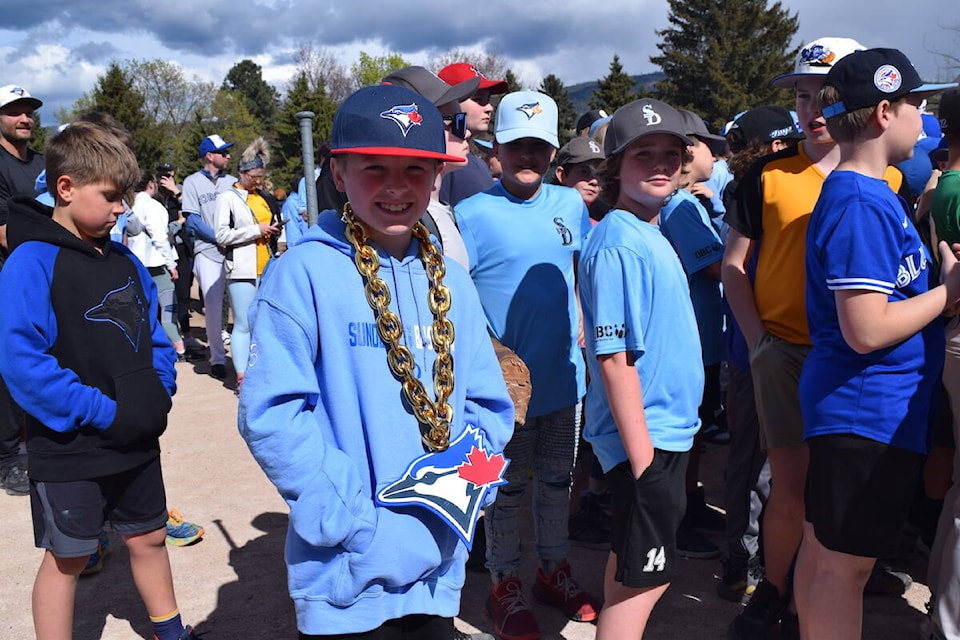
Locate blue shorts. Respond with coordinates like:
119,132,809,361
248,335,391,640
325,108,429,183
30,457,168,558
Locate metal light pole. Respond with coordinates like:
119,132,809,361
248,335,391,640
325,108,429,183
296,111,320,227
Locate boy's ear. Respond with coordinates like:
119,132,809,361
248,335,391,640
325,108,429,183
55,175,74,204
875,100,894,131
329,157,346,192
555,165,566,184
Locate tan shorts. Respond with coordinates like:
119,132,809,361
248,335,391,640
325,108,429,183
748,332,810,450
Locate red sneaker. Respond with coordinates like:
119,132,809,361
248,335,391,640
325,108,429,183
532,562,602,622
486,577,540,640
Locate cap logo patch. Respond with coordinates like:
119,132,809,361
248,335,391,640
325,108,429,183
380,103,423,137
642,104,662,126
768,126,794,139
516,102,543,119
588,140,601,153
874,65,902,93
801,44,836,67
8,87,27,97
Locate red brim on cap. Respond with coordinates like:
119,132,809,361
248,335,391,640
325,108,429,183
478,78,509,94
331,147,466,162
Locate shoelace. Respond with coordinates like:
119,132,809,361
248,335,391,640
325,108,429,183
500,580,531,615
551,569,584,599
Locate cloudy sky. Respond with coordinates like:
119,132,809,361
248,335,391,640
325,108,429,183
1,0,955,123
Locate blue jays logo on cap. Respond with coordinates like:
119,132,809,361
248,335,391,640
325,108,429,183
874,65,902,93
380,103,423,137
801,44,836,66
8,87,27,97
516,102,543,120
377,426,509,547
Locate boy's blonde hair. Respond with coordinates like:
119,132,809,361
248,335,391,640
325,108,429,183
45,121,140,205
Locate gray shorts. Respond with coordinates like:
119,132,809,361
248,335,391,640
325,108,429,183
30,458,168,558
749,332,810,450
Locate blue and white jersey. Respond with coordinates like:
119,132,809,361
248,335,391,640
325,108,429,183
579,209,704,472
455,182,591,419
659,189,725,366
801,171,944,453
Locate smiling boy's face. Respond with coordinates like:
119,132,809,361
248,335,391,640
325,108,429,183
331,154,439,256
495,137,556,201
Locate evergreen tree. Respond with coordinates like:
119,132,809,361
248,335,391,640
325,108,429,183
589,55,636,113
188,90,261,176
222,59,280,132
503,69,522,93
273,72,338,195
539,74,576,147
91,62,164,169
650,0,798,131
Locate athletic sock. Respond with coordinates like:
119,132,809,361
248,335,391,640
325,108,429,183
150,609,184,640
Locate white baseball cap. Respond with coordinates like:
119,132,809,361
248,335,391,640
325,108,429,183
771,37,867,89
0,85,42,110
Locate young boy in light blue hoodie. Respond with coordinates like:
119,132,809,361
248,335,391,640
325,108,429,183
238,84,515,640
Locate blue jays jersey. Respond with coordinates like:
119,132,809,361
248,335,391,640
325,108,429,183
579,209,704,471
455,183,590,419
801,171,944,453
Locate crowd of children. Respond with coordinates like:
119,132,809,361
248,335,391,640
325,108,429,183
1,39,960,640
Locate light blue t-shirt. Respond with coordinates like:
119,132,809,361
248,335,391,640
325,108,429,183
801,171,944,454
455,183,590,419
579,209,704,472
659,189,725,366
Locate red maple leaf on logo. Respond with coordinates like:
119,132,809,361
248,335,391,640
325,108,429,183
457,446,507,487
409,110,422,124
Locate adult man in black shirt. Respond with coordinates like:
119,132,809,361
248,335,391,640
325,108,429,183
0,84,44,495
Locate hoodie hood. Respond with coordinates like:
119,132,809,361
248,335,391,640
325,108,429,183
300,208,425,265
7,195,110,259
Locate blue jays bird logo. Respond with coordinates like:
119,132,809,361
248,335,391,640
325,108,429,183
377,426,509,547
84,277,147,351
516,102,543,120
380,103,424,137
874,65,902,93
801,44,835,66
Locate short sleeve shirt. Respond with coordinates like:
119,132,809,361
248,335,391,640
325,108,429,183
801,171,943,453
579,209,704,471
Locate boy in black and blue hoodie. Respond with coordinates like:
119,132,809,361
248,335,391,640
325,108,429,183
238,84,514,640
0,122,197,639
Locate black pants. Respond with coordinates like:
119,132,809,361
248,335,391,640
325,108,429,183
299,615,452,640
175,254,194,337
0,374,24,469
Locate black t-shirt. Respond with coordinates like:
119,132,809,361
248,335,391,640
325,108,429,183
0,146,44,226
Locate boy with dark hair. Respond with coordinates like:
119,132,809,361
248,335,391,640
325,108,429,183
581,97,704,639
795,49,958,640
238,84,514,640
0,121,197,640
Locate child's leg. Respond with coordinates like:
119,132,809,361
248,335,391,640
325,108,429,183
760,444,808,593
485,423,537,581
33,551,88,640
595,553,668,640
531,403,580,570
125,527,178,617
794,521,874,640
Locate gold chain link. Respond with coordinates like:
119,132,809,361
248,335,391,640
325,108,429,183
342,203,454,451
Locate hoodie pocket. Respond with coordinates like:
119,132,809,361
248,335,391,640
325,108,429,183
104,367,171,447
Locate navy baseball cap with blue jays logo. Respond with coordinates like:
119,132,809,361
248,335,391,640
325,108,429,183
330,84,466,163
821,48,957,119
604,98,692,156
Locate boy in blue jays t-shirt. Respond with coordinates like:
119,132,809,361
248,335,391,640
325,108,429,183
455,91,601,638
795,48,959,639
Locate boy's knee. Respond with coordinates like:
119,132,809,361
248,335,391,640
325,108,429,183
123,526,167,551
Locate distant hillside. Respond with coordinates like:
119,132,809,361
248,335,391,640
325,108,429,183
567,72,666,115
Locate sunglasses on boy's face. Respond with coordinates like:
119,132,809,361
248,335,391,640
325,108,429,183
442,112,468,140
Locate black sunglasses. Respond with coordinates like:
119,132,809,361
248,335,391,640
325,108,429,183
442,112,468,141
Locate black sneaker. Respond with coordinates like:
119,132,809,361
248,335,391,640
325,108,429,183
864,565,911,596
727,579,789,640
210,364,227,380
717,558,762,604
1,461,29,496
677,523,721,559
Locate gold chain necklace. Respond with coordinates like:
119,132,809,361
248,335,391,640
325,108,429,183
342,203,455,452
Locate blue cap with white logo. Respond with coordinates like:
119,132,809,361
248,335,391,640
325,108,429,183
495,91,560,148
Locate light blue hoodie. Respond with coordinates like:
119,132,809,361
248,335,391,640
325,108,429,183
238,209,514,635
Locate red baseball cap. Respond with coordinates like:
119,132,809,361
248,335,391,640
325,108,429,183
438,63,509,96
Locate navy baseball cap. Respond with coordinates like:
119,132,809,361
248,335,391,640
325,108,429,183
330,84,466,163
726,106,805,150
198,134,233,158
821,48,957,119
